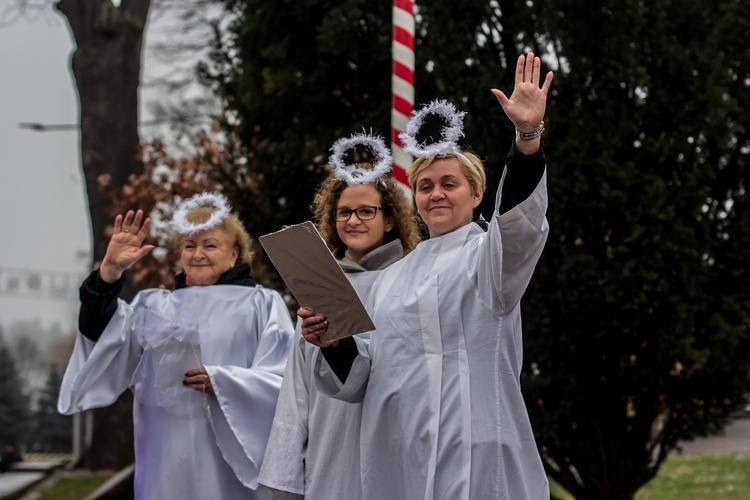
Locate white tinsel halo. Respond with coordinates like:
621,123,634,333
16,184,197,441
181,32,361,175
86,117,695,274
399,99,466,158
171,192,232,235
329,133,393,185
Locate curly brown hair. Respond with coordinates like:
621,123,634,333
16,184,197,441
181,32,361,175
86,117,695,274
311,174,420,255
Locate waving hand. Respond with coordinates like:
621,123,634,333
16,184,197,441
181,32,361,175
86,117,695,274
99,210,155,283
491,52,553,152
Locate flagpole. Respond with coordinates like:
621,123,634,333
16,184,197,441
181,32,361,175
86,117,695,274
391,0,415,196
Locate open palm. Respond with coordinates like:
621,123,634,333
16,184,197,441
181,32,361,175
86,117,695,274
491,52,553,132
100,210,155,282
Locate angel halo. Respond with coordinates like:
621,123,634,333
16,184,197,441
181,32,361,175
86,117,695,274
171,192,232,235
328,133,393,186
398,99,468,160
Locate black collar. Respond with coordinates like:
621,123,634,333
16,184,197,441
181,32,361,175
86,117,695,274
174,263,257,289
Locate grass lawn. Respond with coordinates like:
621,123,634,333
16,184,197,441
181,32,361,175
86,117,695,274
637,454,750,499
26,454,750,499
550,453,750,499
31,471,112,500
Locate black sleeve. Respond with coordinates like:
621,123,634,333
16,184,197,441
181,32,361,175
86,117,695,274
78,270,126,342
320,337,359,383
498,140,546,215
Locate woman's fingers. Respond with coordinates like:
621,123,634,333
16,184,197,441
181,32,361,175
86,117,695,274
297,307,314,319
183,374,209,385
299,309,334,347
134,245,156,261
541,71,554,95
183,367,213,393
113,213,123,233
302,315,328,335
131,209,144,229
303,317,337,347
524,53,535,84
117,210,150,236
122,210,135,232
514,54,525,85
136,216,152,240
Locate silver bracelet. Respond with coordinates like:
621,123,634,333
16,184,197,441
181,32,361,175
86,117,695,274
515,121,545,141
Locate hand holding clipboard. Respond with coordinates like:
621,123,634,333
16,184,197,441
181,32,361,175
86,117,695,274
259,221,375,342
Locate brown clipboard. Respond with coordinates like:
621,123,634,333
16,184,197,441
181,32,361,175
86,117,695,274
259,221,376,341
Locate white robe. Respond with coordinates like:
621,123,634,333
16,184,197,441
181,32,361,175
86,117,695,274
317,173,550,499
259,241,403,500
59,283,294,500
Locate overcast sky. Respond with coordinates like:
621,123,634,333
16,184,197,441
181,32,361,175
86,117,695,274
0,5,195,333
0,9,87,332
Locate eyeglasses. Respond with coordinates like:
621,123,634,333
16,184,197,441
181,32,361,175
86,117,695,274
332,206,383,222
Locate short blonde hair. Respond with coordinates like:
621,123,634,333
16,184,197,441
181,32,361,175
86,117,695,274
408,151,486,197
172,207,254,267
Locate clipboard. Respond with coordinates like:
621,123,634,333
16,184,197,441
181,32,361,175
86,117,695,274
259,221,376,341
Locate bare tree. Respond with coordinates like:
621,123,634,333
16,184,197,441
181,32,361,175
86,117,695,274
4,0,149,469
56,0,150,470
4,0,227,471
56,0,150,266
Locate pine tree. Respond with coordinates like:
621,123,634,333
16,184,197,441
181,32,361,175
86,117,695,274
0,340,31,450
520,1,750,497
30,367,72,454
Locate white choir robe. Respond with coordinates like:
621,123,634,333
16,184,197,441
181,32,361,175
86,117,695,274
316,172,550,500
58,284,294,500
260,241,403,500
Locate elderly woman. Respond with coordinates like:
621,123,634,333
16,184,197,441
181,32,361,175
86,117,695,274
259,134,420,500
302,53,553,499
58,193,294,500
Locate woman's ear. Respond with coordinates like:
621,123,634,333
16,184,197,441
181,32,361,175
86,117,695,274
472,189,484,209
385,215,395,232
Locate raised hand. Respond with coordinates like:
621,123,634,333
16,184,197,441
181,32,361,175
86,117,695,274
491,52,554,135
99,210,155,283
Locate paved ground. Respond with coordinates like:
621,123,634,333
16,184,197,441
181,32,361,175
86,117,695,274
0,472,45,498
677,415,750,456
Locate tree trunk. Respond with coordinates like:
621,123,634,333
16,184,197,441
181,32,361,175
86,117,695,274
56,0,151,470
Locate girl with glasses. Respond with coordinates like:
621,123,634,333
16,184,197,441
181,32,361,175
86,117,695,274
258,134,420,500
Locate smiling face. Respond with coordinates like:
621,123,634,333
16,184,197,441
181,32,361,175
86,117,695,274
415,157,483,238
180,227,239,286
335,184,394,263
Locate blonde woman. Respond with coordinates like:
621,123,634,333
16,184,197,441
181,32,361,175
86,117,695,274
303,53,554,499
59,193,294,500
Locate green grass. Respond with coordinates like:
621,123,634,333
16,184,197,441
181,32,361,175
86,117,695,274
549,454,750,500
637,454,750,499
27,455,750,499
32,473,112,500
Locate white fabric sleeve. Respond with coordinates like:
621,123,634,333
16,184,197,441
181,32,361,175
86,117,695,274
204,290,294,490
474,170,549,314
313,336,371,403
58,298,142,414
257,320,308,495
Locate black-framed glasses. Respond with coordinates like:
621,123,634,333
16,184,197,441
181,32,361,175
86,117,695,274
332,206,383,222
